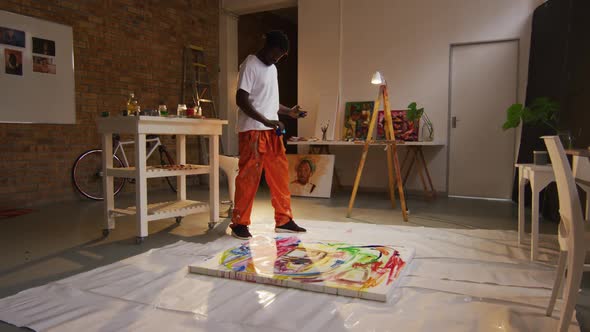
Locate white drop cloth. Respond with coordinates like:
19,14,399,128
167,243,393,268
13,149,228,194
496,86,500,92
0,220,579,331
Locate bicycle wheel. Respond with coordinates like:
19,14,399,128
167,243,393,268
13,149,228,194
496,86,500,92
72,149,126,200
159,148,177,193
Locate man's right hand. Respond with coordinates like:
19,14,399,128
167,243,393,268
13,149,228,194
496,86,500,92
267,120,285,132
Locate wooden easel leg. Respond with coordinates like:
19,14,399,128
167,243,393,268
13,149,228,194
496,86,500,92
392,144,408,221
381,86,408,222
418,147,436,197
411,147,429,197
402,148,417,186
347,96,381,218
347,144,370,217
386,145,397,208
399,149,411,178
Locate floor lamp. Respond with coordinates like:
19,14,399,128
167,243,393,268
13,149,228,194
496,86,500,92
347,71,409,222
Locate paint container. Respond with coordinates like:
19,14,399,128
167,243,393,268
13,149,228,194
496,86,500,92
534,151,549,165
276,127,286,136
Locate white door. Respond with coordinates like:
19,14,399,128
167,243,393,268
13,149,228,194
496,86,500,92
448,40,518,199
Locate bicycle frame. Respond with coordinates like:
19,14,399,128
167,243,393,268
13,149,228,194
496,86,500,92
114,137,161,167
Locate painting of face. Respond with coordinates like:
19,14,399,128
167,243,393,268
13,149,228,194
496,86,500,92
287,154,335,198
190,236,415,302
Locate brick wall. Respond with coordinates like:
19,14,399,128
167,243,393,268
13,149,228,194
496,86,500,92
0,0,219,208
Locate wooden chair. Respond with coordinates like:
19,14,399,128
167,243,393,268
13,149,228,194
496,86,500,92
573,154,590,220
543,136,590,331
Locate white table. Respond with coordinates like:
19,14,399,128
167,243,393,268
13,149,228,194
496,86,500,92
97,116,227,243
516,163,555,260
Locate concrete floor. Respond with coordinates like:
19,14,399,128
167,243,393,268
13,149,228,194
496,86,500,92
0,186,588,331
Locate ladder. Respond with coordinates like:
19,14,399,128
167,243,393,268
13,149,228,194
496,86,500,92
182,45,221,184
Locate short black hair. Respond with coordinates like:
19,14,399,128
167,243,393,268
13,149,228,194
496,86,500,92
264,30,289,52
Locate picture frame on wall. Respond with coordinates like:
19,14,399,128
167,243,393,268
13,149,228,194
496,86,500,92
4,49,23,76
32,37,55,56
0,26,25,47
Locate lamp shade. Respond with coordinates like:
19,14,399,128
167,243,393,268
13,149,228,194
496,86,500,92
371,71,384,85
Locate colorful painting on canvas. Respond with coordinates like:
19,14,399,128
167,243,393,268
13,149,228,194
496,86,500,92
376,110,419,141
286,154,335,198
342,101,374,140
189,237,414,302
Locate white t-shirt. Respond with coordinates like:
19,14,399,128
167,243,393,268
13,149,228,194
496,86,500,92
237,55,279,132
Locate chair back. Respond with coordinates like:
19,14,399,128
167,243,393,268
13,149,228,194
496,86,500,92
573,154,590,183
543,136,584,246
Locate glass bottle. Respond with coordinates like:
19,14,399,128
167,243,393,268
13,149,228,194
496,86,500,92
158,101,168,116
127,92,139,116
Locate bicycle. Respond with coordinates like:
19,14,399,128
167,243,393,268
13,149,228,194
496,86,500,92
72,134,177,200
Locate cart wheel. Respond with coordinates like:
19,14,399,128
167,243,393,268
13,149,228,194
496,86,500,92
102,229,111,238
175,216,183,224
208,222,215,230
135,236,145,244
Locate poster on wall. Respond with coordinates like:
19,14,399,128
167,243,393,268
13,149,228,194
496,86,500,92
376,110,419,141
4,49,23,76
33,56,56,74
342,101,374,140
0,26,25,47
287,154,335,198
32,37,55,56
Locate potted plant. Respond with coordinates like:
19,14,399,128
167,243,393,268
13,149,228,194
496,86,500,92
502,97,559,132
407,102,433,141
502,97,568,164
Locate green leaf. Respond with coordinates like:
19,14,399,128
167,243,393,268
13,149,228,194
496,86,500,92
406,102,424,121
502,103,523,130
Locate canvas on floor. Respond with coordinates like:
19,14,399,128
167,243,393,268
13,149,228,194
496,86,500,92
189,236,415,302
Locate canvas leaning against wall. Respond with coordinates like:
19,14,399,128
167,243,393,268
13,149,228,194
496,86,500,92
287,154,335,198
342,101,374,140
376,110,419,141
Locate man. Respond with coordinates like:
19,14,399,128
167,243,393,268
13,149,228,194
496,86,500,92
230,30,307,240
290,159,316,195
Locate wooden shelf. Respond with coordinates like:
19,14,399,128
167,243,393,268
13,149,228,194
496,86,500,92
106,164,210,179
111,200,209,222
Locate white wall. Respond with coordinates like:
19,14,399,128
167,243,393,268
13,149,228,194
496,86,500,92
218,10,239,155
298,0,543,192
298,0,342,141
0,10,75,124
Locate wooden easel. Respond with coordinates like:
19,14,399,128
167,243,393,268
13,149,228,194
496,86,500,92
347,84,409,222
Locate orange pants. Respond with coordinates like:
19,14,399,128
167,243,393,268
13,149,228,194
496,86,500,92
231,130,293,226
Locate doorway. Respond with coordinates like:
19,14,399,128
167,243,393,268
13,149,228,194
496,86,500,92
448,40,519,199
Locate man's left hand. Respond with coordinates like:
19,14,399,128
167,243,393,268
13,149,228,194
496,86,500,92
288,105,307,119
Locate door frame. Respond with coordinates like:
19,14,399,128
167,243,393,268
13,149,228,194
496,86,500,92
446,38,521,200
